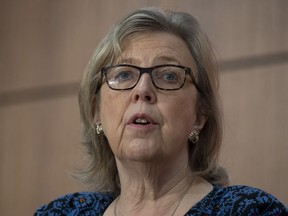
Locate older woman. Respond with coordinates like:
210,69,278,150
35,8,287,216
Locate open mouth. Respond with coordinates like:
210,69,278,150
129,114,155,126
134,118,150,125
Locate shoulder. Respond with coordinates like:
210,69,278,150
210,185,288,215
34,192,116,216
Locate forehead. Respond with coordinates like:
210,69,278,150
117,32,196,68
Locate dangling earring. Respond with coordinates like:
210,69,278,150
189,129,200,143
95,122,103,135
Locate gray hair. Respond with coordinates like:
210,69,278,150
77,7,228,192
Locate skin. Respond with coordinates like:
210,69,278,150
96,32,211,216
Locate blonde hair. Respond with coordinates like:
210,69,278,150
78,7,228,192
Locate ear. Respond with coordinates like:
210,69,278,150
92,95,101,124
194,113,207,130
93,113,100,124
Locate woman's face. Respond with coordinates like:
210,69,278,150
96,32,205,162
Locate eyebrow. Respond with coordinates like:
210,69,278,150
116,57,140,65
156,56,181,64
116,55,181,65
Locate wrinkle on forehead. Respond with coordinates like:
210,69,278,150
115,32,196,69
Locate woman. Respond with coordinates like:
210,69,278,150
35,8,288,216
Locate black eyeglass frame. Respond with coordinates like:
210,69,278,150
101,64,201,92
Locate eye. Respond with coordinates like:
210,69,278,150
156,68,180,83
162,72,178,82
116,71,132,80
112,67,138,82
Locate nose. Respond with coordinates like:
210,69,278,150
131,74,156,103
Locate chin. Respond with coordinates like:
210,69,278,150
121,139,163,162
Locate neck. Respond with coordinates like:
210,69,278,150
114,178,194,216
113,168,210,216
115,149,191,200
110,148,213,216
113,151,199,216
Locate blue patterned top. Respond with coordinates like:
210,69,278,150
34,185,288,215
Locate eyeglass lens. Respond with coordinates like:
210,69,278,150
105,65,188,90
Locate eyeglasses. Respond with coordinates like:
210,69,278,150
101,64,200,91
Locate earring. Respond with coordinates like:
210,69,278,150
95,122,103,135
189,129,200,143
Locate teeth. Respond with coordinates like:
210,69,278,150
135,118,149,124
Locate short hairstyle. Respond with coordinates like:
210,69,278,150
78,7,228,192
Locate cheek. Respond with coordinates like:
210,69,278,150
163,94,197,133
99,88,128,136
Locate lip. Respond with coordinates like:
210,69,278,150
127,113,157,125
